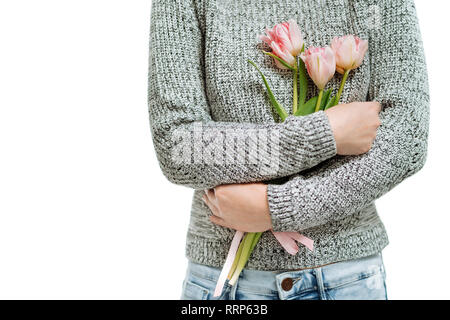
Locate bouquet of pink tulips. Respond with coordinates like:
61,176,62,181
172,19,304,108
213,19,368,297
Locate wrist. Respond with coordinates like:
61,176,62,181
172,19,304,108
324,108,342,154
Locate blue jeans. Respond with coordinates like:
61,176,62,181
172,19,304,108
181,253,387,300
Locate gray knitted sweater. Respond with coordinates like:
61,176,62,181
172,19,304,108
148,0,429,270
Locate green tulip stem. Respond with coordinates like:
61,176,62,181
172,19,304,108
315,89,324,112
229,232,256,286
250,232,262,252
335,69,351,105
293,65,298,114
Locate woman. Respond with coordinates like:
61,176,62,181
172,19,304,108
148,0,429,300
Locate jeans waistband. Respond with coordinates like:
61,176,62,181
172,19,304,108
186,253,385,298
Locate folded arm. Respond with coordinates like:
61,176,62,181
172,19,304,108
268,0,430,232
148,0,337,190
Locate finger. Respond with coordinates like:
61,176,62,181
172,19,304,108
372,101,382,113
202,194,221,217
209,215,231,229
204,189,218,206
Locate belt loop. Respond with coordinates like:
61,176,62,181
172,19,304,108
314,267,326,300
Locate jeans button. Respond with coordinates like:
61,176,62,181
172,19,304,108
281,277,293,291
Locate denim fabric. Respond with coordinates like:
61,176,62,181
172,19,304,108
180,254,387,300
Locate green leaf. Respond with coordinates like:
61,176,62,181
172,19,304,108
332,95,340,107
248,60,288,122
295,96,317,116
295,89,331,116
250,232,262,252
298,45,308,108
229,232,256,285
324,95,337,110
320,89,332,111
263,51,296,71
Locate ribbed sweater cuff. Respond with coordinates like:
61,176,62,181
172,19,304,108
269,111,336,232
267,181,297,232
281,111,337,166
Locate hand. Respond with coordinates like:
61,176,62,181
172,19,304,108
325,101,382,155
202,183,272,232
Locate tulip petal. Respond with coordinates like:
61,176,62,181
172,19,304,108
271,42,296,67
336,66,345,74
287,19,303,56
355,39,369,68
332,35,368,72
260,20,304,63
263,51,296,70
259,34,272,45
274,58,289,70
275,24,294,53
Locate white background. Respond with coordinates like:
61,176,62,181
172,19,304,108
0,0,448,300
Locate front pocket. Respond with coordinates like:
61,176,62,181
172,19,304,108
324,271,387,300
181,280,209,300
322,254,385,290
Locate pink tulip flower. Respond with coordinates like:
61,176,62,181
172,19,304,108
331,35,369,74
300,46,336,90
259,19,304,69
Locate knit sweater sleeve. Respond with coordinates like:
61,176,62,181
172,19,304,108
148,0,336,190
268,0,430,232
